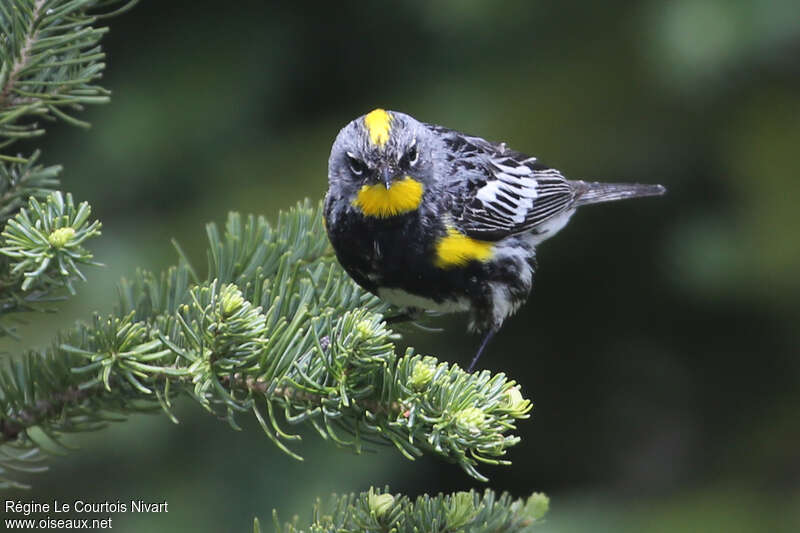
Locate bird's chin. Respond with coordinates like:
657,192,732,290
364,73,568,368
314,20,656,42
352,176,425,219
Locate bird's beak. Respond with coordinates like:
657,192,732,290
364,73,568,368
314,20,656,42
382,168,393,190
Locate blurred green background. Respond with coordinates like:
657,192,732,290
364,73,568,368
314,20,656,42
3,0,800,531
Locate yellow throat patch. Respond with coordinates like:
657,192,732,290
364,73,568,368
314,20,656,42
353,177,424,218
364,108,392,147
435,227,494,269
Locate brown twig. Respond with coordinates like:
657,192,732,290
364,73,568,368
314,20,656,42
0,385,98,441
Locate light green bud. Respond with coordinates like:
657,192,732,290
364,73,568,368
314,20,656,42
521,492,549,523
48,227,75,248
220,285,245,316
367,489,394,518
409,361,435,389
502,386,529,413
445,491,478,528
455,406,485,432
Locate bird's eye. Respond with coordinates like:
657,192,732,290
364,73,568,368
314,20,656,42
346,152,366,176
402,141,419,168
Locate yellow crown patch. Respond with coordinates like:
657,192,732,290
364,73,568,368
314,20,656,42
364,108,392,147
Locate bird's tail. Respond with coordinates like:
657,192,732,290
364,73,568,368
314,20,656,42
570,180,666,206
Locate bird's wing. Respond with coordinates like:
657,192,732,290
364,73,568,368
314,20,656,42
429,124,576,240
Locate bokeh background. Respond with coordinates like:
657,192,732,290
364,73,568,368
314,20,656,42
3,0,800,531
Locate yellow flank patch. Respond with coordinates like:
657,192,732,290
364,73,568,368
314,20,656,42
353,177,424,218
435,227,494,269
364,108,392,147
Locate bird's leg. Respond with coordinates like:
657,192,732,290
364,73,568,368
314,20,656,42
468,329,496,372
384,307,421,325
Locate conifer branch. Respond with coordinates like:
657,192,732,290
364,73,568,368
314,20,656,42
0,0,46,112
0,0,138,154
0,1,546,526
0,190,101,338
0,150,60,224
264,487,549,533
0,0,131,333
0,202,533,488
1,191,101,291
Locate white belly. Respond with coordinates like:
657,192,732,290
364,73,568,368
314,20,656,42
377,288,470,313
528,209,576,245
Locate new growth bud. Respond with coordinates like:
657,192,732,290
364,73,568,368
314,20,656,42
48,226,75,248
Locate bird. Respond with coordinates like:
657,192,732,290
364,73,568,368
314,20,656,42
324,109,665,371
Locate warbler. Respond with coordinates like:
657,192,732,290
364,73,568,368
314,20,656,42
324,109,665,370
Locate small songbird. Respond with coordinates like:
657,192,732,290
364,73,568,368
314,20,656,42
324,109,665,370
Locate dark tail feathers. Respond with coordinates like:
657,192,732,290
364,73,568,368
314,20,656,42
570,180,666,206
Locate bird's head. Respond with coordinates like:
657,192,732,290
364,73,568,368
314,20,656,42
328,109,436,218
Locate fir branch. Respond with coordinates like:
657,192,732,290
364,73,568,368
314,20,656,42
0,0,46,110
0,202,534,488
264,487,549,533
0,0,136,332
0,190,101,332
0,150,61,225
0,190,101,338
0,0,138,155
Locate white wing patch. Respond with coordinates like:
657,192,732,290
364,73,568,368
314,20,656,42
475,173,539,223
491,160,535,176
445,134,576,238
473,157,548,225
